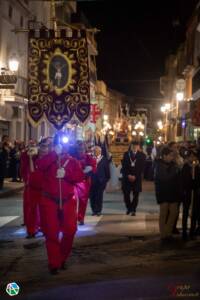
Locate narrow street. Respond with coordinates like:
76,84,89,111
0,182,200,300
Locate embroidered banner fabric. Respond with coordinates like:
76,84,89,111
28,30,90,129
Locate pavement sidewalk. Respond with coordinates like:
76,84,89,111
0,180,24,198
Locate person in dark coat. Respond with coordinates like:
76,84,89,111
90,146,110,216
154,147,181,240
9,141,21,182
0,141,10,190
121,141,146,216
181,150,200,240
144,146,154,181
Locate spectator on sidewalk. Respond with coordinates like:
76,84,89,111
168,141,183,235
9,141,21,182
154,147,181,241
144,146,154,181
0,136,10,190
181,150,200,240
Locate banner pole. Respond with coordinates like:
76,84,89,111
57,133,62,212
51,0,57,32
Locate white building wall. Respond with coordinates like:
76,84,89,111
0,0,53,142
0,0,80,142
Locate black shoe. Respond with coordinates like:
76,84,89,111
79,220,84,226
23,241,41,249
60,262,66,270
49,268,58,275
131,212,136,216
96,212,102,216
126,210,130,215
189,233,196,240
26,233,35,239
173,228,180,235
161,236,174,243
182,233,188,241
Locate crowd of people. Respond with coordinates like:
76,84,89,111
122,139,200,242
0,135,25,189
1,133,200,274
153,140,200,241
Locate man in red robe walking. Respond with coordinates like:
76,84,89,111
36,134,84,274
74,141,96,225
20,141,40,238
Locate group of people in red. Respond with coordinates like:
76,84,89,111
20,133,100,275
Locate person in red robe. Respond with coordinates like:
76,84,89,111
74,141,96,225
20,141,40,238
36,134,84,274
20,139,52,238
28,138,53,235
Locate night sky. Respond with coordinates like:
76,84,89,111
78,0,199,101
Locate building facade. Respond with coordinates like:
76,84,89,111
160,1,200,142
0,0,78,142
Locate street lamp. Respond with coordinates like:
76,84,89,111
132,130,137,136
103,114,108,121
157,120,163,130
8,54,19,72
176,91,184,102
161,104,171,142
161,103,170,113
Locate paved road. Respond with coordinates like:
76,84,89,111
0,181,200,300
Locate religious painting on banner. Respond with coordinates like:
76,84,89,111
28,29,90,129
191,99,200,126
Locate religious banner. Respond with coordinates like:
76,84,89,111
28,29,90,129
191,99,200,126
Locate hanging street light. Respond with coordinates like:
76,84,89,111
176,91,184,101
8,54,19,72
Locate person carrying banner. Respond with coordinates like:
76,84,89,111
36,134,84,274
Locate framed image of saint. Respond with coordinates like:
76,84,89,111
49,55,69,89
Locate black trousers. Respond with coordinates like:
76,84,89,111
182,191,192,235
90,183,105,214
0,176,4,190
122,185,139,213
182,190,200,236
